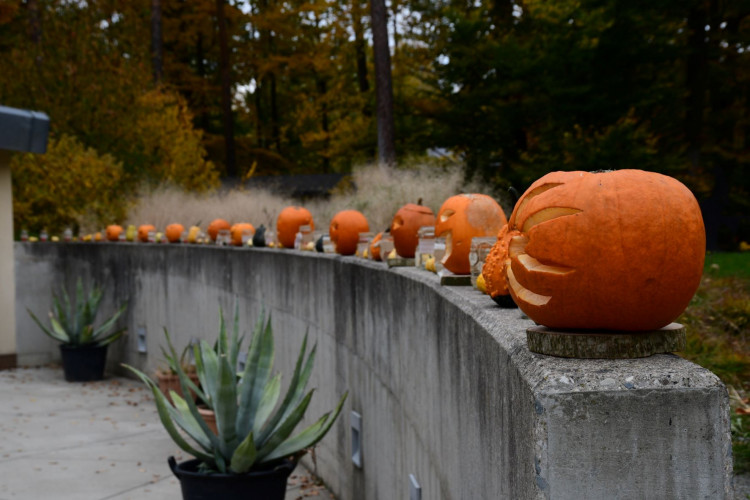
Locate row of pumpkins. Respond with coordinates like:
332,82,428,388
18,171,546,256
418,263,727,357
105,169,706,333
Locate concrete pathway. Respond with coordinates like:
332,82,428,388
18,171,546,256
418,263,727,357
0,366,333,500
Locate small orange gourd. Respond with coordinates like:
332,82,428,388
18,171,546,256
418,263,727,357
369,232,384,261
230,223,255,246
138,224,156,242
165,223,185,243
105,225,123,242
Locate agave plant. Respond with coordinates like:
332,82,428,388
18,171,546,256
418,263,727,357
27,278,127,347
124,308,347,474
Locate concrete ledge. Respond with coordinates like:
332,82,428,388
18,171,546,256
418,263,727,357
14,243,734,499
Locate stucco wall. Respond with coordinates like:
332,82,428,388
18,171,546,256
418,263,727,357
14,242,734,499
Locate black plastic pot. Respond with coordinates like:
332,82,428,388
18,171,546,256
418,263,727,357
168,456,296,500
59,344,108,382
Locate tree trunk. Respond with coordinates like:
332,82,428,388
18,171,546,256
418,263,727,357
370,0,396,164
685,5,708,172
269,72,281,153
195,32,210,131
216,0,236,178
150,0,163,85
352,0,369,94
317,77,330,173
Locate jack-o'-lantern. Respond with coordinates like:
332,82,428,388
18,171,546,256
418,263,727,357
230,223,255,246
138,224,156,242
330,210,369,256
494,169,705,331
434,194,507,275
165,223,185,243
207,218,231,241
106,225,123,242
277,206,314,248
391,203,436,258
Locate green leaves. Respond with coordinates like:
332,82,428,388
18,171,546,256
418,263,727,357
126,306,347,475
27,278,127,347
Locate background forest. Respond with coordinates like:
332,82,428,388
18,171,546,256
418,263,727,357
1,0,748,249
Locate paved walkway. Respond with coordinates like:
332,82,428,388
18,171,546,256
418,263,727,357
0,366,333,500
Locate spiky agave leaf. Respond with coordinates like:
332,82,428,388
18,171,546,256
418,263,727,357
236,313,274,438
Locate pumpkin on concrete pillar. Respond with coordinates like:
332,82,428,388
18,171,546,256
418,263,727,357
165,223,185,243
391,202,435,258
490,169,705,331
207,218,231,242
230,223,255,246
330,210,369,256
277,206,314,249
138,224,156,242
434,194,507,275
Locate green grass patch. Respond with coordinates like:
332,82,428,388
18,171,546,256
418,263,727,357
704,252,750,279
680,265,750,473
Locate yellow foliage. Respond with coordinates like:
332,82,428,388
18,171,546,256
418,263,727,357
12,134,127,234
127,89,220,192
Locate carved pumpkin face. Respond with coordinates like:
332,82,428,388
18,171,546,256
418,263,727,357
330,210,369,256
165,223,185,243
137,224,156,242
497,169,705,331
434,194,508,275
207,219,231,242
230,223,255,246
391,203,436,258
277,206,314,249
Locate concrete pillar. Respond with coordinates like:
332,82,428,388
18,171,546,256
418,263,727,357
0,150,16,369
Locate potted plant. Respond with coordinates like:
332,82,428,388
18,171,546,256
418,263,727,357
156,341,201,404
27,278,127,382
124,309,347,500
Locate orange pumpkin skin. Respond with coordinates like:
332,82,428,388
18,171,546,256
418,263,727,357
434,194,508,275
391,203,436,258
230,223,255,246
207,219,231,241
369,232,384,261
500,169,705,331
276,206,314,249
165,223,185,243
137,224,156,242
329,210,369,256
106,225,123,242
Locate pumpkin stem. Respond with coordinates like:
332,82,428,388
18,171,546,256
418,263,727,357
417,197,423,206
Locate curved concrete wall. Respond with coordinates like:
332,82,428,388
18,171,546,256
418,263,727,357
15,243,734,499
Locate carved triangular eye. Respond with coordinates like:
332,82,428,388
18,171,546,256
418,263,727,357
439,209,455,223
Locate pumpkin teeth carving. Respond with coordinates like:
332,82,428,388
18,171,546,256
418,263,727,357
521,207,582,233
441,231,453,264
507,266,551,307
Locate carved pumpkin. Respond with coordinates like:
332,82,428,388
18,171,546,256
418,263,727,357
106,225,123,242
165,223,185,243
277,206,314,249
495,169,705,331
330,210,369,256
137,224,156,242
391,203,436,258
369,232,384,261
434,194,508,275
230,223,255,246
207,219,231,242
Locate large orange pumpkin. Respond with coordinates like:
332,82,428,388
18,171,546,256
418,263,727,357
330,210,369,256
165,223,185,243
138,224,156,242
105,225,123,242
391,203,436,258
434,194,507,275
207,219,231,242
494,169,705,331
277,206,314,248
230,223,255,246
